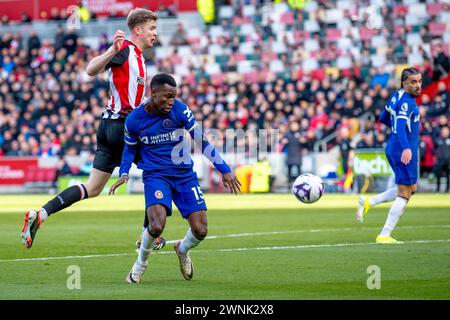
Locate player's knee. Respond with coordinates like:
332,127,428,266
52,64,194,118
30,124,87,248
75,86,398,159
85,184,102,197
147,225,163,238
192,224,208,240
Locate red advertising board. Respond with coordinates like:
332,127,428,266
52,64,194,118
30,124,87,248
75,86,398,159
0,157,38,185
0,0,197,21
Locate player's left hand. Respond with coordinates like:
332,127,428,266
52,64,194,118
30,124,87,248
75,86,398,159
401,148,412,165
109,174,129,195
222,172,241,194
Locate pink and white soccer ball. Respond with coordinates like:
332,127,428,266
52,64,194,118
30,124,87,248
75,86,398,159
292,173,325,204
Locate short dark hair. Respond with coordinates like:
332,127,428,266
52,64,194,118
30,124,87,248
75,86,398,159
150,73,177,89
401,67,420,88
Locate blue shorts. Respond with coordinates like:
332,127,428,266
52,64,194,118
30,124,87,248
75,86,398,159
142,171,207,218
386,151,418,185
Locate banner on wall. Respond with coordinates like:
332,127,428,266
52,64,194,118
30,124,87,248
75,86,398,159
0,157,38,185
353,149,393,177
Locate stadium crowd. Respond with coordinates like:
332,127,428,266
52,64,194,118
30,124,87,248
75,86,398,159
0,0,449,187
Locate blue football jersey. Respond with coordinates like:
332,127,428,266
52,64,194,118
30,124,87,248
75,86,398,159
384,89,420,154
124,98,197,177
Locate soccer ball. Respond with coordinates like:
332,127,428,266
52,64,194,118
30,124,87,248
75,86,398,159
292,173,325,204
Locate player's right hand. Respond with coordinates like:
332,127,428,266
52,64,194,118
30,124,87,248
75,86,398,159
109,173,129,195
112,30,125,53
401,148,412,165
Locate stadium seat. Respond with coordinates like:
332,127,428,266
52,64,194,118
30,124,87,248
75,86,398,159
408,53,424,66
427,3,443,16
370,55,386,68
177,45,193,58
337,19,352,32
408,3,427,18
393,4,408,17
304,39,320,52
443,32,450,44
237,61,254,74
429,23,446,37
243,71,258,83
175,64,190,77
439,11,450,25
239,42,255,55
337,56,353,69
325,8,344,24
405,13,421,26
326,28,342,42
280,12,295,26
371,35,387,48
242,5,256,17
271,41,287,54
304,0,318,12
219,6,234,19
294,31,310,42
210,73,226,86
261,52,278,63
302,58,319,71
304,20,320,33
338,37,353,51
269,60,285,73
337,0,352,10
240,23,256,36
406,33,423,47
208,44,225,56
359,27,376,41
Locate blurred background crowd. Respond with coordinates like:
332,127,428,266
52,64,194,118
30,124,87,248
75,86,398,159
0,0,449,190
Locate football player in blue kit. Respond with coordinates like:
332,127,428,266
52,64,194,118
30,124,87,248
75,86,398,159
356,67,422,244
109,73,241,283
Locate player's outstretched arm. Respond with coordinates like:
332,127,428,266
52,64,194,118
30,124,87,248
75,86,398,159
86,30,125,76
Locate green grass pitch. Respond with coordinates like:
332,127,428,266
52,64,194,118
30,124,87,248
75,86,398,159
0,193,449,300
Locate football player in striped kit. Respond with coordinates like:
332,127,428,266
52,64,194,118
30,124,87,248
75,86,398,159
21,8,165,250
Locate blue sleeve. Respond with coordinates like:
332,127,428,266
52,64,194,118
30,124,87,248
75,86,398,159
379,110,391,127
189,126,231,175
396,101,412,151
119,118,138,176
177,101,197,132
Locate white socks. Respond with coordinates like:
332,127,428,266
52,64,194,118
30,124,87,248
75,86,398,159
39,208,48,223
380,197,408,237
178,228,202,255
138,228,156,265
369,187,398,207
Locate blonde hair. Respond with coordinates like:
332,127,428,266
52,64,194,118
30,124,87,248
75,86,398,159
127,8,158,31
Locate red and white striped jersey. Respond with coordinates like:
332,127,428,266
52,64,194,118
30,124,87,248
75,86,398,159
105,40,147,116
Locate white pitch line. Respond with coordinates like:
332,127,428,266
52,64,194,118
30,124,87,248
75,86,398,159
2,238,450,263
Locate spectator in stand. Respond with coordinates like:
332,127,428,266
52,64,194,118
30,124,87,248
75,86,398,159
281,121,303,184
433,43,450,81
337,127,353,175
370,66,390,89
433,126,450,192
170,22,189,46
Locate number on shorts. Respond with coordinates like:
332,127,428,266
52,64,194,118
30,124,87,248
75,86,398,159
191,186,204,201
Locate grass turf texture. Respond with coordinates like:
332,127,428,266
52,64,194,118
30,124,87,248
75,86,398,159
0,193,449,300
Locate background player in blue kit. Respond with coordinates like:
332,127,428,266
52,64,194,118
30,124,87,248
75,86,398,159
356,68,422,244
109,73,241,283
